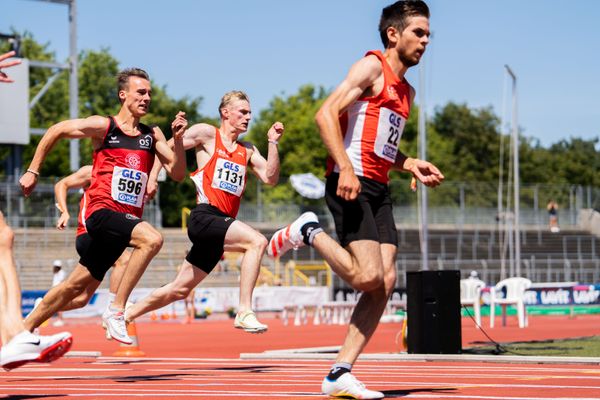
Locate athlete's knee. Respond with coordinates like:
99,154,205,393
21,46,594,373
252,233,268,251
354,268,384,292
242,231,268,252
137,226,163,253
384,268,397,294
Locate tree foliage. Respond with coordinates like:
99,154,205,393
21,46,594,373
2,35,599,226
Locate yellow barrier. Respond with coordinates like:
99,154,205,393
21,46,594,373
181,207,191,231
259,266,277,285
283,260,332,287
292,269,310,286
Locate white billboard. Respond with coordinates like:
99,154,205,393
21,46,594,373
0,57,29,145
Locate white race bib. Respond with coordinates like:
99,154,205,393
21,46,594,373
374,107,406,163
111,166,148,208
212,158,246,197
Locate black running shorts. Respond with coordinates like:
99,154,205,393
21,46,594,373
79,208,142,281
186,204,236,273
75,233,92,258
325,173,398,248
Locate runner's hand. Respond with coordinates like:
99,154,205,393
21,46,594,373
146,179,158,200
337,167,361,201
56,212,70,230
0,51,21,83
405,158,444,188
171,111,187,140
19,171,38,197
267,122,284,142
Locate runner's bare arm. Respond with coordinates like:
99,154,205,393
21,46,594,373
54,165,92,230
147,122,214,197
20,116,109,196
248,122,284,186
392,86,444,188
154,112,188,182
315,55,382,201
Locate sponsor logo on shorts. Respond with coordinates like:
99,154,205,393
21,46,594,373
224,217,231,222
125,213,139,220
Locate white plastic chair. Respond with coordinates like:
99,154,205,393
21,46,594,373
490,277,532,328
460,278,486,327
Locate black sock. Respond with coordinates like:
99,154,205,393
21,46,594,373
327,364,352,381
300,222,323,246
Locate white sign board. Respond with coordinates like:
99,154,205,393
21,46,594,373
0,58,29,145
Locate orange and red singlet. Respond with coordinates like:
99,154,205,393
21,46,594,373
326,50,412,184
190,129,248,218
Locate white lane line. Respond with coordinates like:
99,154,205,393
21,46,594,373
137,368,600,380
90,360,600,373
0,381,599,390
2,387,600,400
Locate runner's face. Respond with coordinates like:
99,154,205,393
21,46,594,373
121,77,152,117
225,100,252,133
397,16,430,67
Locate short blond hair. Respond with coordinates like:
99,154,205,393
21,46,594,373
219,90,250,116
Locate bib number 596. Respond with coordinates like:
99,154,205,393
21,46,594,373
118,178,143,195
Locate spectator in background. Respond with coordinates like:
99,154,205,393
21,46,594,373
547,200,560,233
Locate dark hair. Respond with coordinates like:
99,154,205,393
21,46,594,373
379,1,430,47
116,68,150,93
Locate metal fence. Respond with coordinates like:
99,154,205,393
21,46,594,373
1,176,598,228
3,175,599,288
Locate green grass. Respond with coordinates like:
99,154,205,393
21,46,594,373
465,335,600,357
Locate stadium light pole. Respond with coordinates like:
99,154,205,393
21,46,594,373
29,0,79,171
418,54,429,271
505,65,520,277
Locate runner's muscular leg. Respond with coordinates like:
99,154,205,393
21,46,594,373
335,243,397,365
312,235,384,292
126,260,207,321
223,220,268,312
109,250,130,294
61,280,102,311
24,265,98,331
0,213,23,343
113,222,162,310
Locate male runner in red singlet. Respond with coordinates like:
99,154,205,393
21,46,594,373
19,68,187,344
126,91,284,333
22,166,131,334
269,2,443,398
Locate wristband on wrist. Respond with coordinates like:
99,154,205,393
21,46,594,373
268,140,279,145
27,169,40,177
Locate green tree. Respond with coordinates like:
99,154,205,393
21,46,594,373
245,85,328,205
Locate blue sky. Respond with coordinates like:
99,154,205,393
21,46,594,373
2,0,599,147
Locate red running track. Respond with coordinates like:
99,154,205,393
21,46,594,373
1,314,599,399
